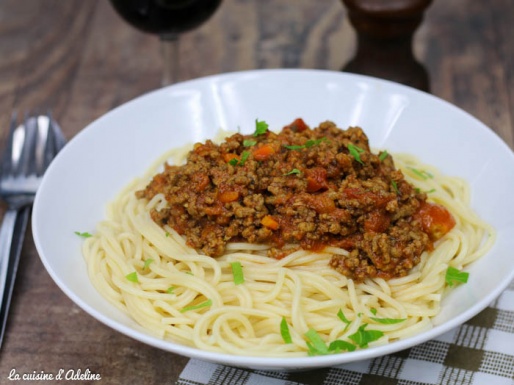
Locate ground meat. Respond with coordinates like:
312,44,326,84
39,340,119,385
137,119,451,281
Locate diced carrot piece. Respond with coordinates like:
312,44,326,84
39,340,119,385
261,215,279,230
223,153,239,163
252,144,275,161
306,167,328,192
218,191,239,203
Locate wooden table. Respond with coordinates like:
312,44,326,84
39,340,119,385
0,1,512,383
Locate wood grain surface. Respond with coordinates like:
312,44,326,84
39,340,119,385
0,0,512,383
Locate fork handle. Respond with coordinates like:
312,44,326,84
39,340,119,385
0,209,18,306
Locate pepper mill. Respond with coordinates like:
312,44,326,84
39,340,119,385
342,0,433,92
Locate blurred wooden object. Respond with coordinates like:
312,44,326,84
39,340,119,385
342,0,432,91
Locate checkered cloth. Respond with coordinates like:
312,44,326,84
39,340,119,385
176,280,514,385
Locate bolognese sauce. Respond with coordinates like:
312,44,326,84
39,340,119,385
137,120,455,281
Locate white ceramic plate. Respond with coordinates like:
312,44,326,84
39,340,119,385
33,69,514,371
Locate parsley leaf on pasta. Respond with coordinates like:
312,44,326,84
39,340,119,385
125,272,138,283
280,317,292,344
305,329,329,356
348,324,384,348
230,261,244,285
370,317,406,325
328,340,356,353
180,299,212,313
143,259,154,270
445,266,469,286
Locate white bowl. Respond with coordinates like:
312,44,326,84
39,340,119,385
33,69,514,370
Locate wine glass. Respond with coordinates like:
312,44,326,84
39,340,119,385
109,0,222,86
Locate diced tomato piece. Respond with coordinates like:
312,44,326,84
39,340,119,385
364,210,391,233
252,144,275,161
306,167,328,193
415,202,456,241
343,188,391,207
261,215,279,230
285,118,309,132
306,193,335,213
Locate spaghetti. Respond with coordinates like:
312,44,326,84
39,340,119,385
81,127,494,357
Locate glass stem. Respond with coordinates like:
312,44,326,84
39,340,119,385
160,34,179,86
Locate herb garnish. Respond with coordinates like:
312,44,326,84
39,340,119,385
280,317,292,344
370,317,406,325
347,144,365,165
253,120,269,136
337,309,351,331
391,180,399,194
445,266,469,287
305,329,356,355
228,151,250,166
348,324,384,348
230,261,245,285
143,259,154,270
305,329,329,356
126,272,138,283
284,168,302,176
379,151,389,162
409,167,433,180
74,231,92,238
243,139,257,147
166,286,175,294
284,137,327,150
180,299,212,313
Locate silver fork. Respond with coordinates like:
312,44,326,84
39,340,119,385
0,112,65,347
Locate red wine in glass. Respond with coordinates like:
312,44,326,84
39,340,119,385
109,0,222,85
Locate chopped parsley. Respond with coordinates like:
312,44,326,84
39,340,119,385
228,151,250,166
348,324,384,348
379,150,389,162
166,286,175,294
280,317,292,344
284,137,327,150
74,231,92,238
347,144,365,165
409,167,433,180
143,259,154,270
305,329,329,356
370,317,406,325
230,261,245,285
125,272,139,283
445,266,469,287
391,180,399,194
337,309,351,330
415,187,436,194
328,340,356,353
180,299,212,313
305,329,356,355
253,119,269,136
284,168,302,176
243,139,257,147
